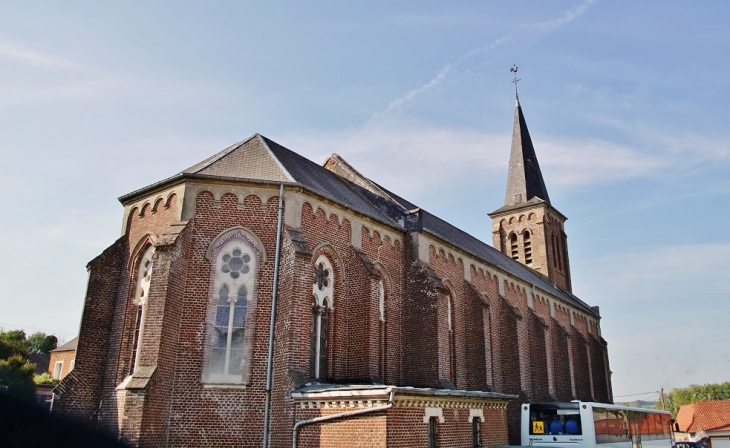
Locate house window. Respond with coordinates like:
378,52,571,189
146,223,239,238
523,231,532,265
130,245,154,375
204,231,260,384
52,361,63,379
311,255,334,379
510,233,519,261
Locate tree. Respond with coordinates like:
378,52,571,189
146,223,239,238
660,382,730,417
0,354,36,402
0,329,26,342
34,372,60,386
0,338,28,360
25,332,58,354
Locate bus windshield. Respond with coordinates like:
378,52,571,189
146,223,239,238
528,403,582,436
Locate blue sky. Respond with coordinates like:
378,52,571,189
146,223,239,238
1,1,729,400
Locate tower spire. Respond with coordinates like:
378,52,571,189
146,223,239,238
490,82,572,292
503,92,550,207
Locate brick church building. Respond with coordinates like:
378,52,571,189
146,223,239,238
53,99,612,447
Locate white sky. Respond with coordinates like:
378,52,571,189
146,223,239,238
1,1,728,401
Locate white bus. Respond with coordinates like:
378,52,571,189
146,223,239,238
521,401,673,448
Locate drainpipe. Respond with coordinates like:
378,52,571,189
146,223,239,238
262,184,285,448
292,389,395,448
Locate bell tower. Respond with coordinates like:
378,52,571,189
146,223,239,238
489,97,572,292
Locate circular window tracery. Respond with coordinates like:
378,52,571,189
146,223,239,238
221,248,251,279
313,262,331,291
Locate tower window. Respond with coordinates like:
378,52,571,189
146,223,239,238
523,231,532,265
510,233,519,261
514,194,522,203
556,234,563,270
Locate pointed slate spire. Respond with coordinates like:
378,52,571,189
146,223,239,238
503,98,550,206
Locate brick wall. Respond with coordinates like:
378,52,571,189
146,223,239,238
52,236,127,427
293,402,510,448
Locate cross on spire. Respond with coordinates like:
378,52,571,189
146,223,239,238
510,65,520,99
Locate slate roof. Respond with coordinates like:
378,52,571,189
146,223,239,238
119,133,598,317
51,336,78,353
28,353,50,375
677,400,730,432
500,98,551,210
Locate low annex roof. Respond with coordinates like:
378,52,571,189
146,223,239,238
51,336,78,353
292,383,516,402
677,400,730,433
120,133,599,317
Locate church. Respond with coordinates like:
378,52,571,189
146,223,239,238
53,98,612,447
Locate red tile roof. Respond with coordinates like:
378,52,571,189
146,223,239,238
677,400,730,432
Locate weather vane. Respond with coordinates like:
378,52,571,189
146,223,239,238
510,65,520,99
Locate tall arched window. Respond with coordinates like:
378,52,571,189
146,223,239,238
378,280,385,322
378,278,386,380
448,292,456,385
130,245,154,375
204,230,260,384
311,255,334,379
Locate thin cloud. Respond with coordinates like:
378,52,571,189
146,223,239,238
0,36,87,72
577,242,730,301
284,122,660,200
461,0,597,60
0,36,232,106
538,137,663,188
376,0,597,118
378,64,452,116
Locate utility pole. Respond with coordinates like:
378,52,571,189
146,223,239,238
660,388,666,410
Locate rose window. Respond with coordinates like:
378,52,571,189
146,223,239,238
221,249,251,279
313,262,330,291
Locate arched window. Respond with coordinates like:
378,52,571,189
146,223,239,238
378,280,385,322
377,278,387,381
311,255,334,379
204,231,259,384
523,231,532,265
447,294,453,332
447,290,456,386
510,233,519,261
130,245,154,375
